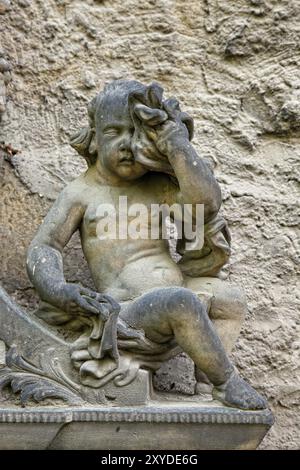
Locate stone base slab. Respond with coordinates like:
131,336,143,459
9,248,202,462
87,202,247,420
0,403,274,450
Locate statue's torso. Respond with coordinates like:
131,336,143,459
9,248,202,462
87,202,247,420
80,173,184,301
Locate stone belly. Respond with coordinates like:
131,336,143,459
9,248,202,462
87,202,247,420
89,253,184,300
118,257,183,292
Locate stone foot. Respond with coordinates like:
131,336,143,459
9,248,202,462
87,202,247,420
212,372,268,410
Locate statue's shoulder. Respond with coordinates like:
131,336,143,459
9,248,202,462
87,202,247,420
57,172,91,206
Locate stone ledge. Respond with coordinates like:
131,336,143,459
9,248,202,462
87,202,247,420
0,404,274,450
0,404,274,425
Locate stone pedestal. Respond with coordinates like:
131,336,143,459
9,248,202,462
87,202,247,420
0,403,274,450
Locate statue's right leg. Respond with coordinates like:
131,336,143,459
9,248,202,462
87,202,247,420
184,276,247,354
184,277,247,393
119,286,267,410
120,286,233,385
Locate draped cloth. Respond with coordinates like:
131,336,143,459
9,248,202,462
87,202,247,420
35,299,181,388
35,286,213,388
128,82,194,176
177,215,231,278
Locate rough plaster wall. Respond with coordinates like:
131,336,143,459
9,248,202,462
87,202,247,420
0,0,299,449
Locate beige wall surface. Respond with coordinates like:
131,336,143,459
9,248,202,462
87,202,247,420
0,0,299,449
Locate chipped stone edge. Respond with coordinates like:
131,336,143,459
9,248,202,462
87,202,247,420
0,406,274,426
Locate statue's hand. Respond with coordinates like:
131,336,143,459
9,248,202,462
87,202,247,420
49,282,120,320
133,98,192,157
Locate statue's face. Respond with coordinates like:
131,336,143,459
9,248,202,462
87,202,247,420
95,95,147,181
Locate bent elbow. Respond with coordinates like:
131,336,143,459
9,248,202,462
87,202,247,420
203,199,221,222
204,183,222,221
26,240,52,283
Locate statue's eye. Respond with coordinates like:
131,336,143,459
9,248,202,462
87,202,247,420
104,127,120,137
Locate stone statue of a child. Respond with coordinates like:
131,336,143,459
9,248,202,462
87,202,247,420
27,80,267,410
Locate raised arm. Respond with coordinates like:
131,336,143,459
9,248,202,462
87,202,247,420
165,136,221,221
132,98,221,222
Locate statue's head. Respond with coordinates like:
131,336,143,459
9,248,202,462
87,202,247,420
70,80,149,181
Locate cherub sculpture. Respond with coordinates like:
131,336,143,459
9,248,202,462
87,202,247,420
26,80,267,410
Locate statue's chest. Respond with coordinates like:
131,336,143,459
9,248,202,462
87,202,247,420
82,187,168,237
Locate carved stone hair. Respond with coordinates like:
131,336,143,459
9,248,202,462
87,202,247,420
70,80,146,167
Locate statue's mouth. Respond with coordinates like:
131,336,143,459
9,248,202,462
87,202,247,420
119,154,135,165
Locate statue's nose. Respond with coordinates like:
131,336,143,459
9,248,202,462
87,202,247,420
119,132,133,151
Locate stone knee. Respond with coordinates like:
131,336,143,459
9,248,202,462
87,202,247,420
210,283,247,323
208,283,247,354
163,287,208,327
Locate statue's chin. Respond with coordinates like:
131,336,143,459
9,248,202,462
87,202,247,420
116,165,147,181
